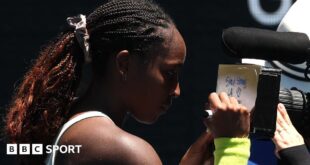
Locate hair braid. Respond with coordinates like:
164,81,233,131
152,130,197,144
6,0,174,164
87,0,173,75
6,32,84,164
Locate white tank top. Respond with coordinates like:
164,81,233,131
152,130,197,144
45,111,113,165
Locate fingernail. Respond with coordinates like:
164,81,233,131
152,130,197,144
278,103,285,110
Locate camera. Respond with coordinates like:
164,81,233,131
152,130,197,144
279,88,310,137
218,27,310,138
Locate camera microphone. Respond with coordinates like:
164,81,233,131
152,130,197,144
222,27,310,64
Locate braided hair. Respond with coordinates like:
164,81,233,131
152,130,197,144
88,0,173,75
5,0,173,164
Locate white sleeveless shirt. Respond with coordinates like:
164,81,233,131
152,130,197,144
45,111,113,165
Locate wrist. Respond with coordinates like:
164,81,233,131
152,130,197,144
214,137,251,164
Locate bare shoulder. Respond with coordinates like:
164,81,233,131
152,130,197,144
55,115,162,165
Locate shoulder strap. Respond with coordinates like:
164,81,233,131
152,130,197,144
46,111,113,165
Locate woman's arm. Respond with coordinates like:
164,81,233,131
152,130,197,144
180,92,251,165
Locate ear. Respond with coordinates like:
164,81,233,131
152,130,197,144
115,50,130,80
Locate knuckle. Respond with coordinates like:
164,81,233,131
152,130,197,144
240,105,248,112
221,103,227,111
227,104,234,111
219,92,227,98
230,97,237,102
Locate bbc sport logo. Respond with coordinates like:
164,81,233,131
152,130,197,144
6,144,82,155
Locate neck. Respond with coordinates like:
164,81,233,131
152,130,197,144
70,79,126,127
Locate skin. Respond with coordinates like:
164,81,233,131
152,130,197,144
55,25,250,164
180,92,250,165
121,26,185,124
272,103,305,157
206,92,250,138
56,25,185,164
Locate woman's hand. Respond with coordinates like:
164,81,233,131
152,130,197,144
272,103,304,153
205,92,250,138
180,92,250,165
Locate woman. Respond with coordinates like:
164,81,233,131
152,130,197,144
5,0,250,164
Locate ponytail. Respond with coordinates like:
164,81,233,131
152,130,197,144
5,0,174,163
5,31,84,163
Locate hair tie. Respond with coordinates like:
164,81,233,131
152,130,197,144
67,14,91,63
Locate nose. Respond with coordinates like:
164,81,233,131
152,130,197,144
171,83,181,98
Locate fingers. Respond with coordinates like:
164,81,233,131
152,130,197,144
274,148,281,159
230,97,239,107
206,92,250,138
272,122,287,152
219,92,231,105
276,110,290,132
273,104,304,150
208,92,241,111
272,116,305,151
240,105,248,113
277,103,293,126
208,92,222,110
275,121,288,140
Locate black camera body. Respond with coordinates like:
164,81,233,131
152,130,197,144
279,88,310,137
250,67,281,138
216,64,281,138
217,64,309,139
221,26,310,138
250,70,310,138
